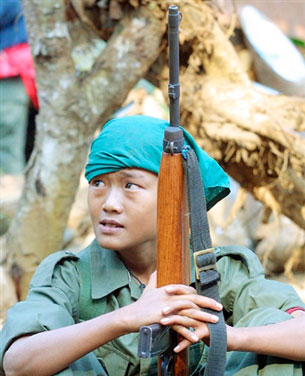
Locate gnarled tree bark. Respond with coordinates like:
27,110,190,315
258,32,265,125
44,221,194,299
2,0,304,301
148,1,305,229
3,0,164,299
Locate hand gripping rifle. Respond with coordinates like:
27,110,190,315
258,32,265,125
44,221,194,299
138,5,227,376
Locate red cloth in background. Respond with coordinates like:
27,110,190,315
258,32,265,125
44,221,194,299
0,42,38,109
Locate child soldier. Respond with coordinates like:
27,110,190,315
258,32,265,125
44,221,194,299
1,115,305,376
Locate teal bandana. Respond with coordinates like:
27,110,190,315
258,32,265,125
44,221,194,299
85,115,230,209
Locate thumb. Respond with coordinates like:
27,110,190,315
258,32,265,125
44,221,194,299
146,270,157,289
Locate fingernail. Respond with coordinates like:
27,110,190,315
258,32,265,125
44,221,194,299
160,318,170,324
163,306,171,314
211,315,219,322
174,345,180,352
191,334,199,342
216,303,223,310
165,286,174,293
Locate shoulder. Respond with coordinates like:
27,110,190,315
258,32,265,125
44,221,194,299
30,250,79,288
215,245,264,278
216,245,305,317
30,241,98,288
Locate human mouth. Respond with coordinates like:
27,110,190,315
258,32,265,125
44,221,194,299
98,219,124,234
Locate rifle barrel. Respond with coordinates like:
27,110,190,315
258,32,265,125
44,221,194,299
168,5,181,127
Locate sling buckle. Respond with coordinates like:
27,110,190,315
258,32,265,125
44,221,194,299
193,248,217,280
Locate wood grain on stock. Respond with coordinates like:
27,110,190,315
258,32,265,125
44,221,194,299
157,152,190,376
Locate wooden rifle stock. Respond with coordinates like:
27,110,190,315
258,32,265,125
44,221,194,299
157,151,190,376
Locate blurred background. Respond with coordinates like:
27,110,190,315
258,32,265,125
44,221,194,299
1,0,304,324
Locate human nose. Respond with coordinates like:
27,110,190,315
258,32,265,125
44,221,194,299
102,187,123,213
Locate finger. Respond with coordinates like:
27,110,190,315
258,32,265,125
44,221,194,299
164,287,223,313
174,325,210,353
191,295,223,312
165,284,197,295
171,324,200,344
160,315,199,328
161,300,198,315
174,338,192,353
161,295,222,315
146,271,157,289
191,324,211,347
169,318,210,339
179,308,219,323
192,324,210,341
162,309,219,324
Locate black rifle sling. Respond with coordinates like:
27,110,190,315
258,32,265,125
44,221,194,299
183,148,226,376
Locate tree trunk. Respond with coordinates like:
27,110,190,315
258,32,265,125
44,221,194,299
3,0,164,300
2,0,304,301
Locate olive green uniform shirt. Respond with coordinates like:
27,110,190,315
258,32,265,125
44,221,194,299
0,240,304,375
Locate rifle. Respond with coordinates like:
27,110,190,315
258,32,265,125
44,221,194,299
138,5,189,376
138,5,227,376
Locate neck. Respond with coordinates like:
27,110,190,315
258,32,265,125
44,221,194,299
118,242,156,285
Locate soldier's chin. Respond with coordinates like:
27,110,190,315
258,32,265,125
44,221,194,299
96,236,123,251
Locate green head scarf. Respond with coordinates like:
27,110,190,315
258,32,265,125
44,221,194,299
85,115,230,210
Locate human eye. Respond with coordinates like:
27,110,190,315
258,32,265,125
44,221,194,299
125,182,139,190
90,179,105,188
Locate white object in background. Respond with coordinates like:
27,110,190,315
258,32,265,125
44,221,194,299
239,5,305,97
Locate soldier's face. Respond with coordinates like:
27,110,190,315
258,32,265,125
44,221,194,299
88,168,158,254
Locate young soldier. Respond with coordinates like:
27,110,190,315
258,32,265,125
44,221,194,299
1,115,305,376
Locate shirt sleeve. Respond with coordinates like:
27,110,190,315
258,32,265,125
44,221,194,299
216,246,305,326
0,251,80,371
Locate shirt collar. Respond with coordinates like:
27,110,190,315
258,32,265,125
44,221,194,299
88,239,198,299
89,239,141,300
